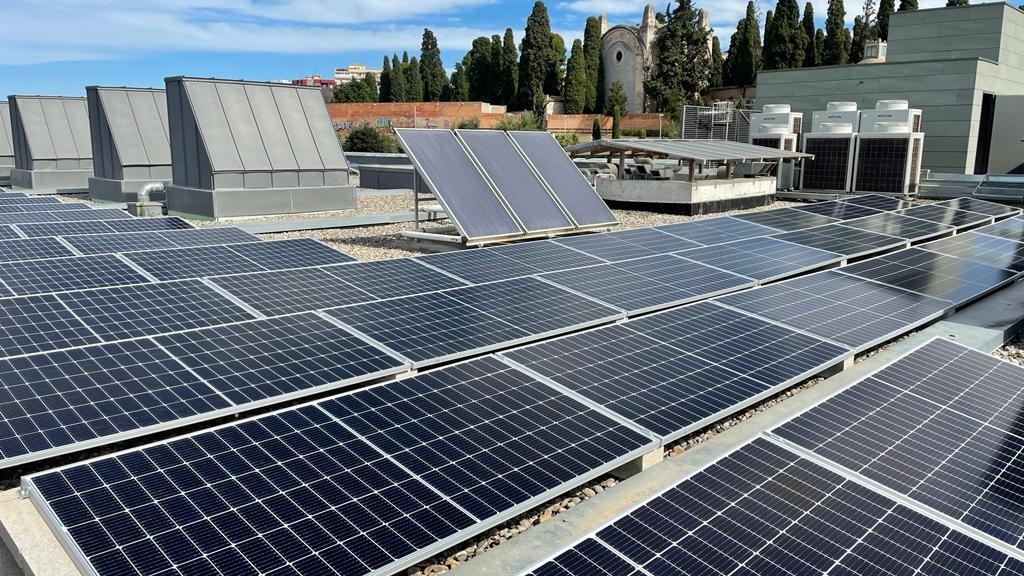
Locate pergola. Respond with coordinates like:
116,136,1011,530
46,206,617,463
566,139,813,182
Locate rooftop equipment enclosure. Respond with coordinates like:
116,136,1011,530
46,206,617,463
164,77,355,219
86,86,172,203
8,96,93,191
0,102,12,183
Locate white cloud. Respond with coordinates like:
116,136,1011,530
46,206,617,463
559,0,653,16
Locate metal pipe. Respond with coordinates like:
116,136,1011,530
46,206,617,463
136,182,164,204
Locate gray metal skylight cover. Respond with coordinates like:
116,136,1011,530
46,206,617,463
86,87,170,181
8,96,93,169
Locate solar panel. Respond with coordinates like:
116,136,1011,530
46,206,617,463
604,227,702,253
64,229,261,256
676,236,842,282
0,237,75,263
837,194,917,211
896,204,994,230
937,197,1022,219
921,231,1024,273
416,241,603,284
395,129,522,241
977,216,1024,242
0,196,59,206
319,356,655,520
769,224,907,258
155,313,408,405
58,280,257,341
16,221,116,238
0,294,101,358
105,217,193,233
839,212,955,242
324,258,468,301
456,130,574,233
552,233,660,262
157,227,259,248
717,270,949,350
839,247,1018,304
0,255,150,295
0,203,92,214
25,403,478,576
539,254,755,314
526,438,1024,576
207,267,375,317
793,200,884,220
226,238,356,269
325,277,622,368
801,137,853,192
124,245,265,281
732,208,839,232
0,226,21,240
0,338,230,465
772,337,1024,554
502,301,850,440
655,216,778,246
0,209,133,225
508,131,617,227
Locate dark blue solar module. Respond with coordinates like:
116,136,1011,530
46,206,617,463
922,231,1024,272
155,313,408,405
770,223,907,258
655,216,778,246
717,270,950,350
937,197,1022,219
527,438,1024,576
837,193,917,211
58,280,256,341
62,232,178,255
839,247,1018,305
320,356,655,520
503,301,850,440
124,245,267,281
326,277,622,367
0,295,101,358
417,241,603,284
793,200,884,220
0,196,59,206
773,338,1024,555
25,403,478,576
0,255,150,295
732,207,840,231
540,254,754,314
208,267,376,317
897,204,995,229
104,217,193,233
157,227,259,248
0,209,130,225
978,216,1024,242
0,226,21,240
676,236,843,282
324,258,468,301
16,221,117,238
0,203,92,214
552,233,661,262
0,339,230,464
839,212,955,242
226,239,356,270
0,237,75,263
603,228,702,253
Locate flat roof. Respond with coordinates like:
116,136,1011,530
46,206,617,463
566,139,813,162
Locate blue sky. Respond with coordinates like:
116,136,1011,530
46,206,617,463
0,0,945,97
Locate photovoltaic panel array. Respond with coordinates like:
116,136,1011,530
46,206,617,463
124,239,354,281
655,216,778,245
939,197,1022,219
0,237,75,263
836,193,917,211
0,203,92,214
16,217,193,238
769,224,907,258
416,241,604,284
897,203,995,230
839,211,955,242
0,254,150,296
553,232,677,262
0,226,20,240
23,356,655,576
0,196,60,206
732,207,839,231
64,227,258,255
921,231,1024,272
978,216,1024,242
793,200,883,220
676,236,843,282
0,209,133,226
524,437,1024,576
772,337,1024,556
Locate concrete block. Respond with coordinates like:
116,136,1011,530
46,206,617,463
88,177,169,203
610,446,664,479
10,169,91,191
167,184,356,219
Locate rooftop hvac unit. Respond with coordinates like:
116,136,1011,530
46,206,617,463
859,100,922,133
853,121,925,195
750,104,803,136
750,118,800,190
801,123,857,193
811,102,860,133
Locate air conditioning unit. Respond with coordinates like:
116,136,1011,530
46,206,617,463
859,100,922,133
811,101,860,133
751,105,802,189
801,122,858,192
751,104,803,135
853,120,925,195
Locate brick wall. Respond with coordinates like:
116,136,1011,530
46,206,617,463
328,102,507,131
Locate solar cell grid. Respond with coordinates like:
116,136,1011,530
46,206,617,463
0,196,59,206
417,241,603,285
226,238,356,270
716,271,950,351
62,231,177,255
58,280,256,341
773,338,1024,554
655,216,778,246
604,227,702,253
732,208,839,232
124,245,265,281
552,233,658,262
0,254,150,296
676,236,842,282
921,231,1024,272
207,267,375,318
325,258,468,301
837,194,917,211
977,216,1024,243
0,226,21,240
105,217,193,233
897,204,995,229
839,212,955,242
0,237,75,263
0,211,125,226
320,356,655,520
793,200,883,220
938,197,1022,219
769,224,907,258
0,203,92,214
487,240,605,274
0,294,100,358
16,221,116,238
156,227,259,248
26,403,478,576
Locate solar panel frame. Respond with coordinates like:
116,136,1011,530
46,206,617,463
0,226,22,240
769,223,909,259
937,197,1022,219
792,200,885,221
415,242,604,285
920,231,1024,272
732,208,840,232
839,212,956,242
207,266,377,318
655,216,779,246
225,238,356,270
896,204,996,230
675,236,844,283
0,237,76,263
977,216,1024,243
836,193,918,211
0,254,151,296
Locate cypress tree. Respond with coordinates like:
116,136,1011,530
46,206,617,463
605,80,628,115
763,9,774,56
363,73,378,102
467,36,494,102
563,39,588,114
898,0,917,10
850,16,867,62
592,117,602,141
723,1,761,87
815,29,826,64
499,28,519,107
419,28,446,102
583,16,603,113
763,0,807,69
823,0,849,65
389,54,407,102
644,0,712,111
449,60,470,101
946,0,968,5
490,35,503,102
802,3,819,66
711,37,724,87
378,57,392,103
405,57,423,102
518,1,553,113
547,33,567,96
877,0,894,39
612,105,622,139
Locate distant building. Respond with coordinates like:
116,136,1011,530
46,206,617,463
291,75,335,102
335,64,381,84
757,2,1024,174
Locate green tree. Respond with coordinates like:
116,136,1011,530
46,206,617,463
583,16,603,113
467,36,494,102
448,60,470,101
499,28,519,106
605,80,628,115
518,1,553,113
802,3,819,66
389,54,406,102
815,29,826,65
710,36,724,87
378,57,392,103
547,33,567,95
611,106,622,139
494,112,542,131
592,117,602,140
405,57,424,102
723,1,762,87
877,0,894,40
489,34,503,102
823,0,849,65
563,39,588,113
763,0,807,69
644,0,712,111
763,10,774,55
898,0,918,10
362,73,378,102
343,124,398,153
946,0,968,5
420,28,447,102
850,16,868,62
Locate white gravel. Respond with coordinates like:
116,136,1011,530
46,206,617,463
995,333,1024,367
